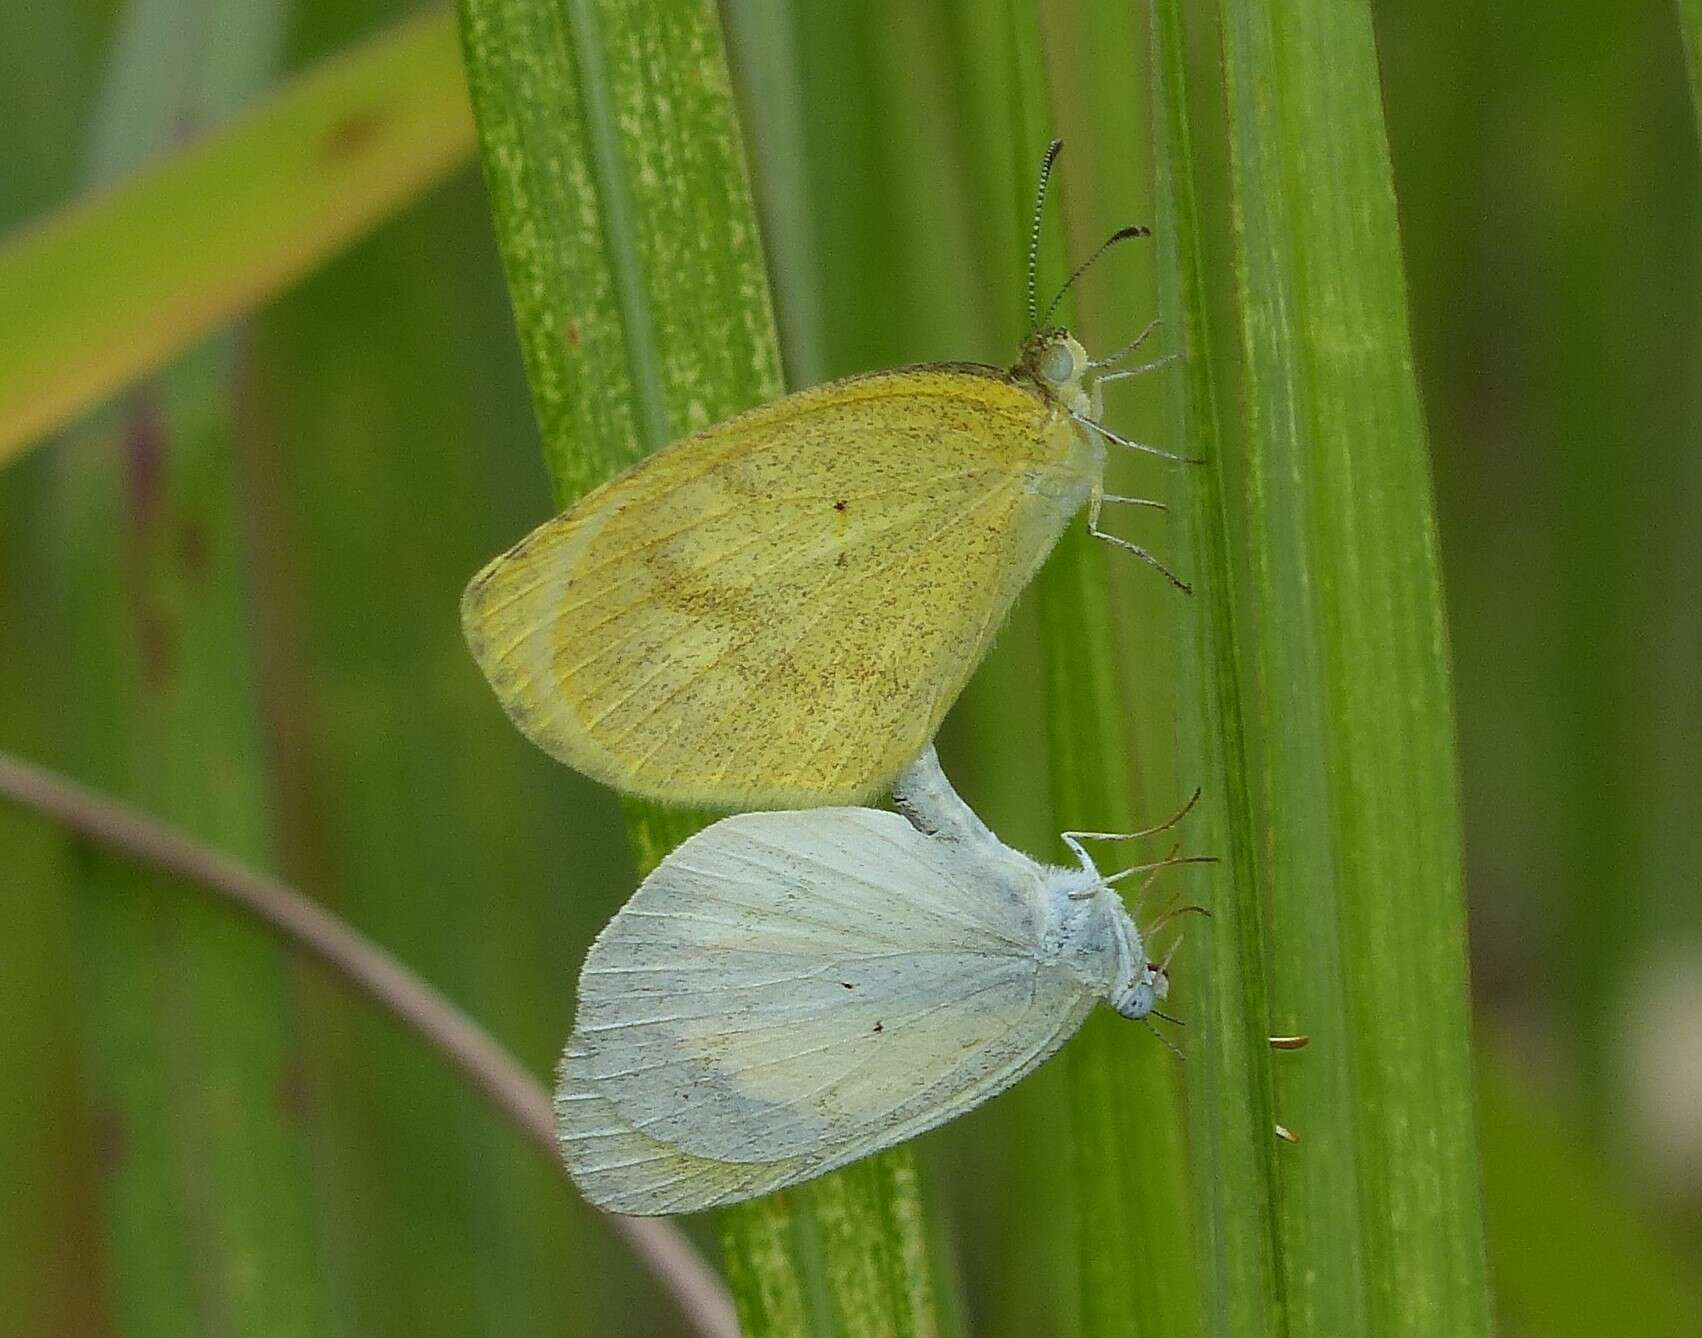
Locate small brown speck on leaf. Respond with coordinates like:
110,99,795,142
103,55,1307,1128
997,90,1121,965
140,608,175,689
93,1106,127,1174
123,396,166,529
322,109,381,161
178,518,210,577
277,1057,311,1121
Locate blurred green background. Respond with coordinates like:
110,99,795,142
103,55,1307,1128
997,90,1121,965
2,1,1698,1334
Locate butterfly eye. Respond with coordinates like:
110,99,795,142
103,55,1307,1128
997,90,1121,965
1038,341,1077,386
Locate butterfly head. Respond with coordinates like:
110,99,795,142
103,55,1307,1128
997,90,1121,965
1112,957,1170,1021
1016,329,1096,417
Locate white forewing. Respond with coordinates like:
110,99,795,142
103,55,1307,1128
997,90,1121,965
559,807,1101,1211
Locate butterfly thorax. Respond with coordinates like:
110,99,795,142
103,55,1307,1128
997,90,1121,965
1035,865,1166,1020
1037,868,1131,995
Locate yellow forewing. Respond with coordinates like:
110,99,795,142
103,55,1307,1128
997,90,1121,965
462,365,1099,805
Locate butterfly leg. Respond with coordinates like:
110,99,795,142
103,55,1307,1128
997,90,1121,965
1100,493,1168,512
1086,489,1192,593
1088,316,1161,369
1095,353,1182,384
1060,832,1098,876
891,745,1000,849
1142,1017,1187,1061
1062,795,1209,898
1070,409,1199,464
1062,788,1202,851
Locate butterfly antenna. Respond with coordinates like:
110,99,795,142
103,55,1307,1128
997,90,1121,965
1040,224,1152,331
1027,139,1065,332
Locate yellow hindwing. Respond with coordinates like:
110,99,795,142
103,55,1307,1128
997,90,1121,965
462,365,1098,806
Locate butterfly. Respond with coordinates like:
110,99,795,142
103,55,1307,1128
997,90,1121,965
462,141,1185,806
557,747,1198,1214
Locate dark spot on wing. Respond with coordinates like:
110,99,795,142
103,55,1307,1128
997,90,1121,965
840,981,854,990
833,498,847,512
873,1020,884,1034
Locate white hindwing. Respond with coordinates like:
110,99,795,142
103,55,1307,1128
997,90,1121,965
558,808,1099,1213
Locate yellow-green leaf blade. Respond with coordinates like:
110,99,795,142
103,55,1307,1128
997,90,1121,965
0,10,472,466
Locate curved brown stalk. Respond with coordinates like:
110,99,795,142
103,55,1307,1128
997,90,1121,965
0,751,736,1338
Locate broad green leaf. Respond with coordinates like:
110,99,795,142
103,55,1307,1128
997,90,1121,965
48,0,332,1331
1164,1,1494,1334
1150,1,1283,1332
1003,6,1198,1337
1679,0,1702,143
0,10,472,466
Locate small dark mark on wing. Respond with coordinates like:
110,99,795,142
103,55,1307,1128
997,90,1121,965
840,981,854,990
873,1021,884,1033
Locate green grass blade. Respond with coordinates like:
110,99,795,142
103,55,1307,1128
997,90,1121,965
0,8,119,1330
719,0,827,388
49,0,333,1331
243,160,622,1334
0,501,105,1334
453,0,941,1330
1678,0,1702,142
1149,2,1284,1333
0,10,472,467
1207,1,1492,1334
999,6,1199,1335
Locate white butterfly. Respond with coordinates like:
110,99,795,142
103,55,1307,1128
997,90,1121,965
556,747,1189,1216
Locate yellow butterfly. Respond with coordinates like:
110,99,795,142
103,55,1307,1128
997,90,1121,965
463,142,1184,807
